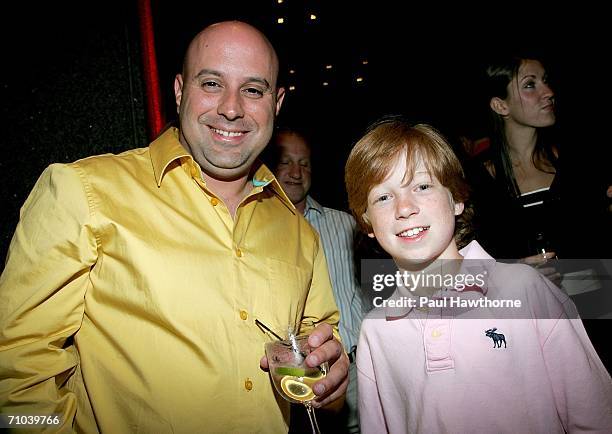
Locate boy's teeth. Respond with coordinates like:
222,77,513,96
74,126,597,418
212,128,242,137
399,227,426,237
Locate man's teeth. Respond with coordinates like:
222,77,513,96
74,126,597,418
398,226,428,237
212,128,243,137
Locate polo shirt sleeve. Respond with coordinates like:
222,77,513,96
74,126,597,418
541,310,612,431
0,163,97,431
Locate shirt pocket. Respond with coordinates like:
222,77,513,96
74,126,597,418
253,257,312,339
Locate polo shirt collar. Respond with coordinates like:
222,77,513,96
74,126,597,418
385,240,496,319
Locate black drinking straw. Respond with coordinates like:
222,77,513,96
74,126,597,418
255,319,284,341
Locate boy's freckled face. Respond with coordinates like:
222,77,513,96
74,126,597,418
363,153,464,268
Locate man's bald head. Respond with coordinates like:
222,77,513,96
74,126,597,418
183,21,280,90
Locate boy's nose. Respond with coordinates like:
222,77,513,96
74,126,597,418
395,196,419,219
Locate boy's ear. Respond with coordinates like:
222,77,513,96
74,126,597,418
490,97,509,116
362,213,376,238
454,202,464,216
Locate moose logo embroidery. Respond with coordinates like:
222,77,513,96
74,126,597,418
485,328,507,348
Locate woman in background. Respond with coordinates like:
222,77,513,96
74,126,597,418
465,53,611,369
467,54,561,263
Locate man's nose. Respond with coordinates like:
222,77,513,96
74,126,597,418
288,163,302,179
217,90,245,121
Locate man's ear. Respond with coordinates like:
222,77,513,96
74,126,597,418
362,213,375,238
454,202,465,216
490,97,508,116
174,74,184,115
275,87,286,115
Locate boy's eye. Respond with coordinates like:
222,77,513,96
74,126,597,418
415,183,433,192
374,194,391,203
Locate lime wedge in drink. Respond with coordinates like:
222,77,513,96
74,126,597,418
275,366,307,377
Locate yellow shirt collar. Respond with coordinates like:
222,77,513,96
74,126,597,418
149,127,295,213
150,127,191,186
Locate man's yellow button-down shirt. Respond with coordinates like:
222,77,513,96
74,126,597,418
0,128,340,433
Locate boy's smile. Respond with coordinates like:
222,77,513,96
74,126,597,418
396,225,430,240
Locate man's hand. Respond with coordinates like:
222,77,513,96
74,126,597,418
303,322,349,407
259,322,349,408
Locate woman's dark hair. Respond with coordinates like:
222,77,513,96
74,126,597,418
485,55,558,197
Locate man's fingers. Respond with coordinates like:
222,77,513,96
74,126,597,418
308,322,333,348
306,339,342,368
311,352,350,408
260,355,269,371
312,375,349,408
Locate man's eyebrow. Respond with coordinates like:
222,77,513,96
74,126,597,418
194,69,271,90
194,69,222,79
245,77,271,90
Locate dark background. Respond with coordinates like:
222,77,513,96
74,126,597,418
1,1,609,264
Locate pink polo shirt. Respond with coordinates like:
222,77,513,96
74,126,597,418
357,241,612,433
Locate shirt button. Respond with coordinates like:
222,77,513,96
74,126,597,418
245,379,253,391
431,329,441,338
240,310,248,320
236,248,243,257
210,197,219,206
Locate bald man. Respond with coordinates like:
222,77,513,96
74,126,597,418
0,21,347,433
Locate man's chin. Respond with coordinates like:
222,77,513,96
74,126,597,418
281,186,305,202
287,194,306,203
201,165,251,182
